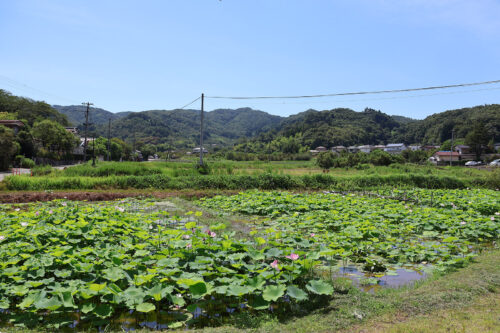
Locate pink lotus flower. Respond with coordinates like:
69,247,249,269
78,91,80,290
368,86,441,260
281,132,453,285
115,206,125,212
491,217,495,221
62,202,67,207
186,243,192,249
14,208,20,212
286,253,299,261
21,222,28,227
35,211,40,216
310,233,315,237
48,210,53,214
206,230,216,238
0,235,5,241
183,234,190,239
270,260,279,271
460,221,466,225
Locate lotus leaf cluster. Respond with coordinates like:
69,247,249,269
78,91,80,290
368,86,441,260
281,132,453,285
200,190,500,273
0,200,332,329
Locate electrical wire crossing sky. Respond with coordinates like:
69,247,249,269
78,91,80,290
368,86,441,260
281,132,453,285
0,0,499,119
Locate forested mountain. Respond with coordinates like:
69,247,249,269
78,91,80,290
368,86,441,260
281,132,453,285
391,115,418,125
52,105,130,126
392,104,500,144
94,107,283,147
241,108,403,150
0,89,69,126
54,100,500,149
235,105,500,152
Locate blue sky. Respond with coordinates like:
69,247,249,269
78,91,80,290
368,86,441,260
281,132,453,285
1,0,499,119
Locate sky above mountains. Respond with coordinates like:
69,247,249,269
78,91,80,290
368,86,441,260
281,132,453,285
1,0,499,119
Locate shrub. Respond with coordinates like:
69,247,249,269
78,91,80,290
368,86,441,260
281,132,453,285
195,163,211,175
316,151,336,170
31,164,53,176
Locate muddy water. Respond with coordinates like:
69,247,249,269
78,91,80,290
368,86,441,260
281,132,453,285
335,265,427,292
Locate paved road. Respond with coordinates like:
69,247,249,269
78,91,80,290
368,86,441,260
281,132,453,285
0,164,79,182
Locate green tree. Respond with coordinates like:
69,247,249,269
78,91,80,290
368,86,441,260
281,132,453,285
316,151,336,170
31,120,77,158
16,130,36,158
465,123,491,160
0,125,19,170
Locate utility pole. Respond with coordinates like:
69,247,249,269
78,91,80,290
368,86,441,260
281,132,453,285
107,118,111,161
82,102,93,162
133,131,136,161
92,132,96,167
199,93,204,166
450,129,455,167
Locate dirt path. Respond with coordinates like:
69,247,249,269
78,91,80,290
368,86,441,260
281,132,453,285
0,190,238,203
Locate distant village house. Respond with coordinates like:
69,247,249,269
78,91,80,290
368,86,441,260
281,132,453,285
384,143,407,154
0,119,25,135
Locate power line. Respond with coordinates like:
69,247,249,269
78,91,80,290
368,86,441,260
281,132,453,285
0,74,80,104
206,79,500,100
217,86,500,106
178,96,201,110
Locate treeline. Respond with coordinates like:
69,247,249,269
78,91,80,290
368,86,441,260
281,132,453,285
0,90,74,170
316,150,430,169
0,90,135,170
233,105,500,153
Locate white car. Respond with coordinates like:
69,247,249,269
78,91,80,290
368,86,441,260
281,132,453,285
489,159,500,166
465,161,480,166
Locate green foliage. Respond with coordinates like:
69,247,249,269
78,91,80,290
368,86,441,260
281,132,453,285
401,149,430,163
30,164,53,176
200,190,500,274
316,151,336,170
195,162,211,175
14,155,35,168
465,122,492,160
0,201,333,328
31,120,77,157
57,106,282,147
393,104,500,145
0,89,70,127
0,125,19,171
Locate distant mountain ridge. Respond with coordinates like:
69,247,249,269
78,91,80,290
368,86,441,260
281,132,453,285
52,105,131,126
53,103,500,148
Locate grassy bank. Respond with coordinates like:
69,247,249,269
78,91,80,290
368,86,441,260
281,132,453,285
4,161,496,191
3,172,496,191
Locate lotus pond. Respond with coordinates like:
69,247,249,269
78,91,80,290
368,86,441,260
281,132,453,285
0,199,333,330
0,188,499,331
199,189,500,278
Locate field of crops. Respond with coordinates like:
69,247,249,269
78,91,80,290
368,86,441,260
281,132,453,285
0,188,499,331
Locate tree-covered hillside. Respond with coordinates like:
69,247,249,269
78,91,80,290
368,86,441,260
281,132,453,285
53,105,130,127
94,107,283,147
54,101,500,150
266,108,401,148
0,90,69,126
392,104,500,144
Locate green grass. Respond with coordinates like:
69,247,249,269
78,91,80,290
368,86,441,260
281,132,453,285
3,163,499,191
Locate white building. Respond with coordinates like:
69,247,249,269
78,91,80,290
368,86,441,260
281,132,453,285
358,145,373,153
384,143,407,154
